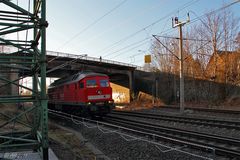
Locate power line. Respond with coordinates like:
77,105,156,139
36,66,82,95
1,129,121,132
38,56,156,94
106,37,151,58
188,10,212,34
109,38,151,59
152,35,179,60
79,1,165,49
116,0,240,65
154,0,240,41
154,34,238,43
101,0,199,56
46,54,87,74
100,0,199,57
144,0,240,62
55,0,128,51
130,49,150,58
153,35,211,42
189,0,240,25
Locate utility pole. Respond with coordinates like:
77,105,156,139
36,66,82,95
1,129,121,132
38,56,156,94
172,13,190,113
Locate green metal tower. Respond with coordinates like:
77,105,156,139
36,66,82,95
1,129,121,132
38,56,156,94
0,0,48,159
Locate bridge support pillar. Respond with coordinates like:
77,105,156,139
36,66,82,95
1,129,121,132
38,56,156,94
10,72,19,96
128,70,135,102
0,73,9,95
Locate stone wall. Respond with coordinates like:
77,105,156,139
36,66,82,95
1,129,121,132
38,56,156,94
134,70,240,105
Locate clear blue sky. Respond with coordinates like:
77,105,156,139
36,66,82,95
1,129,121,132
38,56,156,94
3,0,240,66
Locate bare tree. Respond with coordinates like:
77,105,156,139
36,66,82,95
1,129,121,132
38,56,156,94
236,32,240,51
150,6,239,104
151,38,179,74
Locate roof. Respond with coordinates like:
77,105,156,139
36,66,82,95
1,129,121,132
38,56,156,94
49,72,108,88
207,50,240,66
205,50,240,81
217,50,240,57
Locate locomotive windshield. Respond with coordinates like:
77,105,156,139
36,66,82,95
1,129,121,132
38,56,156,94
86,79,97,88
100,79,109,87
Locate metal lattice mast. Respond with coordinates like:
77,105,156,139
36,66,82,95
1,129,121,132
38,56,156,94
0,0,48,159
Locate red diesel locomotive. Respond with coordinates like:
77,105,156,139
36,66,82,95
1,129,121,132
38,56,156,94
48,72,115,116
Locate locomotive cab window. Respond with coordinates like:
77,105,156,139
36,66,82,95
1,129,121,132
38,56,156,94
79,82,84,88
86,79,97,88
100,79,109,87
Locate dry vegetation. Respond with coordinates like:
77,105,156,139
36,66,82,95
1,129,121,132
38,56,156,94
49,123,96,160
150,7,240,106
0,104,98,159
116,92,165,111
0,104,23,132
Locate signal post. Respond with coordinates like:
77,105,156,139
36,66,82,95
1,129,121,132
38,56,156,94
172,14,190,113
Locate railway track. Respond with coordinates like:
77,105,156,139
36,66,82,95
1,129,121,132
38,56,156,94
105,114,240,158
111,110,240,130
159,105,240,114
49,109,240,158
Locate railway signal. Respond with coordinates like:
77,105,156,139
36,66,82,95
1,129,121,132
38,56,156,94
172,13,190,113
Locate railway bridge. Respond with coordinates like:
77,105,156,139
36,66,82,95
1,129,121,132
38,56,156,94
3,51,237,104
1,51,169,102
42,51,240,104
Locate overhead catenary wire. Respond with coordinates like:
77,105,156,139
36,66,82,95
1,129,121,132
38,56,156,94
152,35,217,59
130,49,151,58
48,0,128,64
151,34,216,76
155,0,240,37
187,9,239,46
46,54,87,74
55,0,128,51
48,0,239,68
109,38,151,59
153,35,212,42
189,0,240,25
100,0,199,57
117,0,240,64
152,35,179,60
129,49,152,63
152,0,240,53
48,0,199,65
79,1,165,49
106,37,151,58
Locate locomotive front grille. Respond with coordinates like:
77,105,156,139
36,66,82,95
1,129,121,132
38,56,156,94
87,94,110,100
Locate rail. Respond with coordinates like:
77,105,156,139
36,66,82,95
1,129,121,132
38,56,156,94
160,105,240,114
49,109,214,160
105,115,240,158
111,110,240,130
47,50,145,71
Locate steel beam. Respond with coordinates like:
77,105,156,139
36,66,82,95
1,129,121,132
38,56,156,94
0,0,48,159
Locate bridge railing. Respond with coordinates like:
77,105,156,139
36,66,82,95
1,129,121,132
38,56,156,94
47,50,145,71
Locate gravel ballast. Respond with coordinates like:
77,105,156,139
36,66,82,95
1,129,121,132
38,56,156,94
50,107,239,160
65,120,220,160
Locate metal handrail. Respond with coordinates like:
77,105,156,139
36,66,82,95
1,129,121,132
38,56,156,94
47,50,145,71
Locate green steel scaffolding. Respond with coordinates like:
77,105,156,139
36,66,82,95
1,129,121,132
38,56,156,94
0,0,48,159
